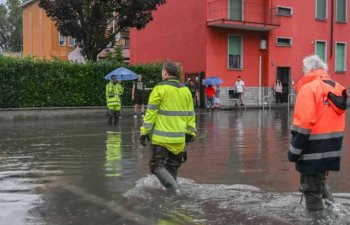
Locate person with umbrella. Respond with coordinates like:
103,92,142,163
203,76,222,112
205,85,216,112
104,67,138,123
105,75,124,125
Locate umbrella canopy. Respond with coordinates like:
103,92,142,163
104,67,139,81
203,76,223,86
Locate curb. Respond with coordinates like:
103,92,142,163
0,106,135,121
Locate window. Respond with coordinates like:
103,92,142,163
124,37,130,47
228,35,243,69
315,41,327,62
336,0,347,22
68,36,76,47
276,6,293,16
316,0,327,20
229,0,243,21
59,32,66,46
228,90,240,99
276,37,292,47
335,42,346,72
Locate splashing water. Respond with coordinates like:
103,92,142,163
124,175,350,225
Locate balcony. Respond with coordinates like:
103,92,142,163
208,0,280,31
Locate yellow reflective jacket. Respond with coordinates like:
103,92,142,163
106,82,124,110
140,79,196,154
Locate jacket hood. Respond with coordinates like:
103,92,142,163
294,69,329,92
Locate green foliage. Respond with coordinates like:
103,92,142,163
105,47,125,64
0,56,163,108
0,0,22,52
39,0,166,61
6,0,23,52
0,4,10,51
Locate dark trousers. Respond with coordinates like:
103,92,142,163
149,145,184,191
107,110,120,125
275,92,282,104
300,173,334,211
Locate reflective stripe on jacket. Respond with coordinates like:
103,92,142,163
106,82,124,110
289,69,347,174
140,79,196,154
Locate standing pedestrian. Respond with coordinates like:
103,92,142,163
274,79,283,104
205,85,216,112
186,80,197,107
234,76,245,106
139,61,196,193
132,75,145,118
288,55,347,211
106,75,124,125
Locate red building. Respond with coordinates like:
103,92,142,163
131,0,350,106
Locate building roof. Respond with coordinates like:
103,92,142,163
20,0,38,8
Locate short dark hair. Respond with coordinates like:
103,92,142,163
163,61,179,77
238,76,241,79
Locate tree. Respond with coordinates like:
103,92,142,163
0,0,23,52
7,0,23,52
39,0,166,61
0,4,10,51
105,46,124,64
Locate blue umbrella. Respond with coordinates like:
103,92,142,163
203,76,223,86
104,67,139,81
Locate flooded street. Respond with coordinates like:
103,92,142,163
1,108,350,225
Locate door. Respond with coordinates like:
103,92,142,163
229,0,243,21
185,72,206,108
276,67,291,103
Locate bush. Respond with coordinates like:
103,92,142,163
0,56,163,108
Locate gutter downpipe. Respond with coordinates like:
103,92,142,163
330,0,334,58
259,55,262,105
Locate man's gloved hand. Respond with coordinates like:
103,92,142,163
139,134,150,146
288,152,301,163
182,150,188,163
185,134,194,144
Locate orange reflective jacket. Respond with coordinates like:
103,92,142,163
288,69,347,174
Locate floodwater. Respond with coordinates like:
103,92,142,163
1,108,350,225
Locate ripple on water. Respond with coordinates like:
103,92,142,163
124,176,350,225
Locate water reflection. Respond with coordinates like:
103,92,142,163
186,110,296,189
105,131,122,177
1,109,350,225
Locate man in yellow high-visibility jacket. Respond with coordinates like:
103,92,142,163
140,61,196,193
106,75,124,125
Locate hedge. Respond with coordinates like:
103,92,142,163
0,56,163,108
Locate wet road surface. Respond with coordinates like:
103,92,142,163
1,108,350,225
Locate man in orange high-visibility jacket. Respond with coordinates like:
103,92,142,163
289,55,347,211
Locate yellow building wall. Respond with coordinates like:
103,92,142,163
22,1,73,61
